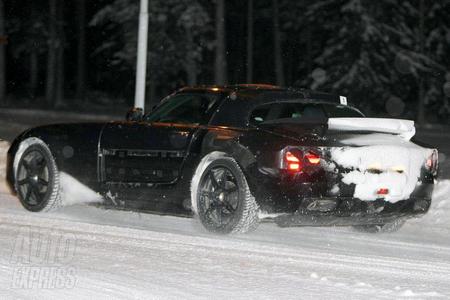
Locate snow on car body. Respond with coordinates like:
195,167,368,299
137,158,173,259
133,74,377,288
5,85,438,233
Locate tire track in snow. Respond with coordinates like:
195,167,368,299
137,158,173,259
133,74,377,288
0,212,448,299
1,211,450,283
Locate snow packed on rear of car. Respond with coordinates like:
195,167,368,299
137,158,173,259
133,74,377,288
328,118,434,203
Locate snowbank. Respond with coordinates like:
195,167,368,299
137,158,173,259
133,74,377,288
59,172,103,206
331,139,432,203
0,140,9,193
424,180,450,227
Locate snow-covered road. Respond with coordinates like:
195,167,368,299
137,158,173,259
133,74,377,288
1,139,450,299
0,180,449,299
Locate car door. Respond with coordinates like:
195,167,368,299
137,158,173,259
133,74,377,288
99,92,220,184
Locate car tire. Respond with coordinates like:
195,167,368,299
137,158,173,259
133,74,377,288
15,142,61,212
353,219,406,233
195,157,259,234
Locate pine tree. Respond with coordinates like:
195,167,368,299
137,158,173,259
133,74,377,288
45,0,57,106
76,0,86,101
420,1,450,123
0,0,6,103
246,0,253,83
214,0,227,85
272,0,285,86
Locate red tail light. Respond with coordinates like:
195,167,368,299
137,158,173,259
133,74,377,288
284,150,321,172
305,152,321,165
285,151,301,171
377,188,389,195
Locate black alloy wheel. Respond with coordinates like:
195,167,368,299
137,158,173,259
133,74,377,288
16,143,61,212
196,157,259,234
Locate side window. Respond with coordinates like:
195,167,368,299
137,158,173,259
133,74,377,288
295,104,326,120
249,107,270,125
146,94,218,125
249,102,326,125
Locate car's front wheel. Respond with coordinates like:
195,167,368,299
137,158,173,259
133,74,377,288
195,157,259,234
15,142,61,212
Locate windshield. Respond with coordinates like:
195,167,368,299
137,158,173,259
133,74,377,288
145,93,220,125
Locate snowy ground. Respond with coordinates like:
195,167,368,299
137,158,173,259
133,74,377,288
1,141,450,299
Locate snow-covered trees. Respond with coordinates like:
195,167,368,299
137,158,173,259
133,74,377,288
421,1,450,123
302,0,449,122
214,0,227,85
75,0,86,102
88,0,449,120
90,0,212,104
1,0,448,123
6,0,50,102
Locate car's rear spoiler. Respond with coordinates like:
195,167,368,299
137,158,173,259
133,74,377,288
328,118,416,140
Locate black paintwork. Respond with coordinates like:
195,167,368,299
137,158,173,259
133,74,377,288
6,85,437,226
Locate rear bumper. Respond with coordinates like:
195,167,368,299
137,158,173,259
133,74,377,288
259,182,434,227
273,197,431,227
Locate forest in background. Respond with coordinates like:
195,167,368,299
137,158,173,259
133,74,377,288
0,0,449,124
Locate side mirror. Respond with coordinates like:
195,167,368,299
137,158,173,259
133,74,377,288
126,107,144,122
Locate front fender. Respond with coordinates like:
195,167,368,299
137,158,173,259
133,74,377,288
6,123,106,190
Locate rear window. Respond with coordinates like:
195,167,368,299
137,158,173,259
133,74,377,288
249,102,363,125
322,104,364,118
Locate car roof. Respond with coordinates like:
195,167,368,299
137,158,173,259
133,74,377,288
176,84,352,128
178,84,344,103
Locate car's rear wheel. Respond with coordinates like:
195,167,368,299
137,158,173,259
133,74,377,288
196,157,259,234
15,143,61,212
353,219,406,233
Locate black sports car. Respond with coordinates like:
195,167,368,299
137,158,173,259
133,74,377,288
6,85,438,234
